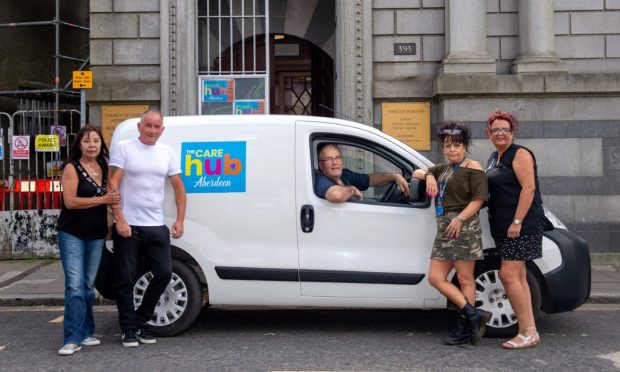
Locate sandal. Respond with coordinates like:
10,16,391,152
502,331,540,350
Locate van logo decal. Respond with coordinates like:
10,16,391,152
181,141,246,193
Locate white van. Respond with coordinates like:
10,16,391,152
97,115,591,337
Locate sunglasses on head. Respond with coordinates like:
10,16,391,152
440,129,462,135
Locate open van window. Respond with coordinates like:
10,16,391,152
312,139,414,205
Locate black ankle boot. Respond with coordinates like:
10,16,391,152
443,314,471,345
462,303,492,345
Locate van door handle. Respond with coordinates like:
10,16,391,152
300,204,314,233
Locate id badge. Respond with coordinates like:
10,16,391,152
435,205,444,216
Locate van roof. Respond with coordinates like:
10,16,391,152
111,114,432,166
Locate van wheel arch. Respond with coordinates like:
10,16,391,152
171,245,208,286
170,245,209,307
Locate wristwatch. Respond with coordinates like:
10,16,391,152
513,218,522,225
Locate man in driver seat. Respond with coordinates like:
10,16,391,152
315,144,410,203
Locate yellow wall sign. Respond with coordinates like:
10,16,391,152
381,102,431,151
101,105,150,145
72,70,93,89
35,135,60,152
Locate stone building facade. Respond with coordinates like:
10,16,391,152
88,0,620,254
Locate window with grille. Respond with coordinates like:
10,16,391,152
197,0,270,115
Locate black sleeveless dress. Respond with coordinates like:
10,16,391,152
57,160,108,240
486,144,543,260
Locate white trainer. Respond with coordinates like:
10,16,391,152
81,336,101,346
58,343,81,356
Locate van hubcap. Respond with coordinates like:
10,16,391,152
475,269,517,329
133,272,189,326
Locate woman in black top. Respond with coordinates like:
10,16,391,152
413,121,490,346
56,126,119,355
485,109,543,350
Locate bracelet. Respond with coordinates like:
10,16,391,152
424,172,432,178
456,215,465,223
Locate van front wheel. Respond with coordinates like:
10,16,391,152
133,259,203,336
474,259,541,337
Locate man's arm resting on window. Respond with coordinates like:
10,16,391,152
325,185,363,203
369,172,410,196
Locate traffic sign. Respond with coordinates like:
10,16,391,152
72,70,93,89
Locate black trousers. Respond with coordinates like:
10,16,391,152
112,224,172,332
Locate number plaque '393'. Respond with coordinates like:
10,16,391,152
393,43,416,56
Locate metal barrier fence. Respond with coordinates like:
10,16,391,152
0,107,81,211
0,112,11,210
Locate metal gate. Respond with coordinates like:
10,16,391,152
1,108,80,211
0,107,81,258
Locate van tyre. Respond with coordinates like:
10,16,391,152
474,259,541,338
133,259,203,337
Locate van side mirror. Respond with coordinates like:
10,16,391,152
408,178,431,208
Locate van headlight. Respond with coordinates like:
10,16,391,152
543,207,567,230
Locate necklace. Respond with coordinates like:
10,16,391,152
81,161,100,177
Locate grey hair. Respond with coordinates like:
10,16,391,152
140,109,163,123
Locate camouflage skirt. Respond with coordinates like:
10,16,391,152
431,211,483,261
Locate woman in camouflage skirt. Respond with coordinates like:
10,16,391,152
412,121,491,345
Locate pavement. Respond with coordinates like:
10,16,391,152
0,259,619,306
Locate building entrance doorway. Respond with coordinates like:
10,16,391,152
211,33,333,116
271,34,333,117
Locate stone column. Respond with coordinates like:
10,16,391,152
161,0,198,116
335,0,372,124
511,0,566,74
439,0,495,75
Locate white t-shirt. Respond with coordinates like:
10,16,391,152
109,137,181,226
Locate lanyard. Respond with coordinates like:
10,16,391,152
484,153,497,174
437,160,463,204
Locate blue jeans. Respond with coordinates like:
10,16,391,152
58,230,104,345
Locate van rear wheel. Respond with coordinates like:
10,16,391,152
474,259,541,337
133,259,203,336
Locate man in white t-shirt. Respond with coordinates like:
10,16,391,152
109,110,186,347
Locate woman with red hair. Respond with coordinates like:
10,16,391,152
485,109,544,349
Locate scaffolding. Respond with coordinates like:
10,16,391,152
0,0,89,126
